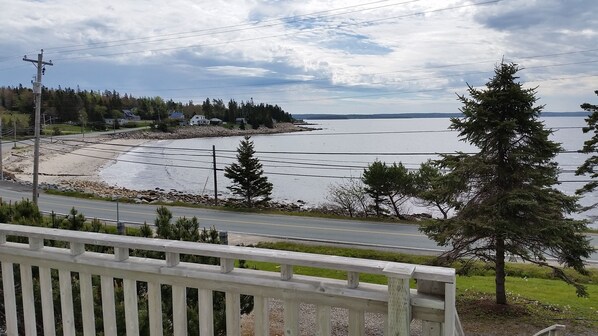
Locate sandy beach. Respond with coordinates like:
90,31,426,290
2,123,310,193
4,136,147,186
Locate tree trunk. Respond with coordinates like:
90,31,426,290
389,195,401,218
435,202,448,219
495,237,507,304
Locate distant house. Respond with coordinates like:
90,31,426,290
189,115,209,126
169,111,185,120
210,118,223,125
122,109,141,121
235,118,246,125
105,118,127,126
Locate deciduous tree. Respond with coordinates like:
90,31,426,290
225,136,273,207
421,63,594,304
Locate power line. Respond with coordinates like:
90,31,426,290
49,1,501,62
40,0,414,55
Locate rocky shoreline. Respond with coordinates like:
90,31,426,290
112,122,314,140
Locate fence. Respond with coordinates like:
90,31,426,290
0,223,462,335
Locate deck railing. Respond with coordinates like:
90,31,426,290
0,223,461,335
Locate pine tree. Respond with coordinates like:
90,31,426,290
576,90,597,200
421,63,594,304
224,136,273,207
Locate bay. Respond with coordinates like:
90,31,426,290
100,117,596,226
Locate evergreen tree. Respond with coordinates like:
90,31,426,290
224,136,273,207
421,63,594,304
575,90,598,201
413,160,463,219
362,160,389,217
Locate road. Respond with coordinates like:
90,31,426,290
1,180,597,263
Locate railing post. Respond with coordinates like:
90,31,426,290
2,261,18,335
384,263,415,336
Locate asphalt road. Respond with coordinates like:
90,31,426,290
0,180,597,263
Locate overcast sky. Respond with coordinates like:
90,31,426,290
0,0,596,115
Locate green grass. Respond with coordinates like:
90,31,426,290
42,123,87,135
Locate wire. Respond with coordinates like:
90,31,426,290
49,1,501,62
40,0,416,54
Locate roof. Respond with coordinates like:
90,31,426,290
169,111,185,119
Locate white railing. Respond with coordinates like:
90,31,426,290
0,223,460,335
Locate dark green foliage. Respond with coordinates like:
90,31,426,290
61,207,86,230
420,63,594,304
413,160,463,219
362,161,388,216
225,136,273,207
575,90,598,201
1,86,293,130
11,199,42,225
362,161,414,217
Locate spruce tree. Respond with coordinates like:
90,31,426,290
576,90,597,200
421,63,594,304
225,136,273,207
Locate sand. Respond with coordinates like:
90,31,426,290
4,136,147,186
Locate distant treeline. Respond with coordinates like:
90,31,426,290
0,85,293,130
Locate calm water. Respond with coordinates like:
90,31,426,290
100,117,596,226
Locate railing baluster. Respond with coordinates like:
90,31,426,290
115,246,129,261
124,278,140,336
2,261,18,336
316,305,331,336
148,281,164,336
225,291,241,336
254,296,269,336
199,288,214,336
172,285,188,336
284,299,299,336
348,309,365,336
29,237,43,250
101,276,117,335
166,252,179,267
20,263,37,336
70,242,84,256
59,269,76,336
221,257,234,273
79,272,95,336
347,271,359,288
39,266,56,336
281,264,293,280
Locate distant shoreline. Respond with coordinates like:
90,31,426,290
294,111,590,120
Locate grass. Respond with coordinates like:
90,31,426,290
250,241,598,332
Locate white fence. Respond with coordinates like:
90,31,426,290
0,223,461,335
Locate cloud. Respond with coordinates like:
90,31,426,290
0,0,596,114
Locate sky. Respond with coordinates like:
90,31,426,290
0,0,596,115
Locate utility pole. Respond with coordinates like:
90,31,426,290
13,118,16,148
213,145,218,205
23,50,53,204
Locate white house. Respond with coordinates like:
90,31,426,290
189,114,209,126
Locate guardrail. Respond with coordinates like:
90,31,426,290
0,223,461,335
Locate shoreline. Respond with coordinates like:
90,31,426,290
3,122,325,211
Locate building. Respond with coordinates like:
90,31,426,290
189,114,209,126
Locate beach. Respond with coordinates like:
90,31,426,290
2,123,311,199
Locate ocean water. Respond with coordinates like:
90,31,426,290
100,117,596,226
